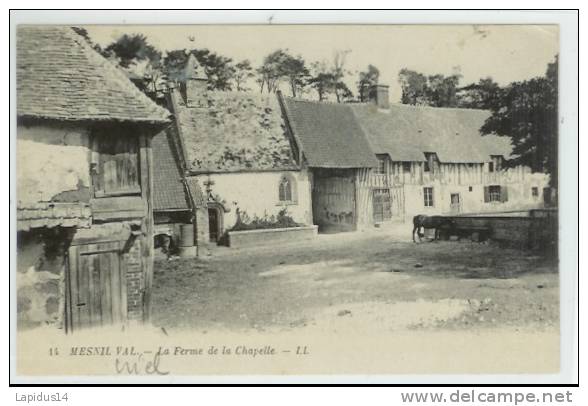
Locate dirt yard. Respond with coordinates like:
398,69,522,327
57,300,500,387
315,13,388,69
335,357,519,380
151,228,559,335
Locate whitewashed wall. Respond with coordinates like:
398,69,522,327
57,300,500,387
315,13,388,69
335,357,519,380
17,124,91,205
192,169,313,232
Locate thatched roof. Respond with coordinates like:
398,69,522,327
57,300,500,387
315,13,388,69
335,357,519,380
172,91,298,173
17,26,170,124
351,103,512,163
281,97,378,168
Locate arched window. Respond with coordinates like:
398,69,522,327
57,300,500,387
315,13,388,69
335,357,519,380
278,174,297,204
279,176,292,202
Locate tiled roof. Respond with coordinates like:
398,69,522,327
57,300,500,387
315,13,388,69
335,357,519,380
17,26,170,124
281,98,378,168
351,103,512,163
173,91,298,173
185,178,207,208
17,202,92,231
152,130,190,211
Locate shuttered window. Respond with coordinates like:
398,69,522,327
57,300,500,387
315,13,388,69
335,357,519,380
484,185,508,203
93,135,140,197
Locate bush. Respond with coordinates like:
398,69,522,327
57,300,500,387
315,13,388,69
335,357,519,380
229,207,302,232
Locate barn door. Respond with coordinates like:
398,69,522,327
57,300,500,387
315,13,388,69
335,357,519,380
67,242,127,331
372,189,392,222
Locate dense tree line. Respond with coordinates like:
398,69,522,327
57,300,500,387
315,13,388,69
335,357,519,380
74,28,379,102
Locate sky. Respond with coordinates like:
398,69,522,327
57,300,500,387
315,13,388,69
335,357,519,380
83,24,559,102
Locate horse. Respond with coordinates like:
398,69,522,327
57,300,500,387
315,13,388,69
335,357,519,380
412,215,455,243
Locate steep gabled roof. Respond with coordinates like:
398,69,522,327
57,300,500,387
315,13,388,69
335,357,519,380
351,103,512,163
280,97,378,168
172,91,298,173
17,26,170,124
152,130,190,212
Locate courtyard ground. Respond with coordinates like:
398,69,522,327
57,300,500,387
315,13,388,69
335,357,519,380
151,227,559,335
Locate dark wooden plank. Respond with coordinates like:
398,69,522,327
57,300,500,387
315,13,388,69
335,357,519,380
120,248,128,323
67,246,79,333
77,252,91,329
140,134,155,322
100,252,113,326
88,253,98,326
110,251,121,324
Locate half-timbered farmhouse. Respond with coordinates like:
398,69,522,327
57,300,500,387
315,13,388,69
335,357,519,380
278,95,378,232
350,85,551,225
279,85,550,231
16,26,170,331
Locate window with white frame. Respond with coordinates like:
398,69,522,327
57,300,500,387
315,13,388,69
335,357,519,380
423,187,434,207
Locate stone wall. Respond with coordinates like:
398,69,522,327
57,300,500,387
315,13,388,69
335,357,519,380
228,225,318,249
16,228,72,329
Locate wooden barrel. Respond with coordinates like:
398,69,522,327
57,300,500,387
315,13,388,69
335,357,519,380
179,223,195,247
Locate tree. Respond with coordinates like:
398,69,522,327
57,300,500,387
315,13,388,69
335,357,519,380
480,56,558,187
456,77,501,109
281,53,309,97
398,69,429,105
398,69,462,107
163,48,236,91
102,33,164,96
308,69,336,101
103,33,161,69
257,49,289,94
357,65,380,101
234,60,255,91
331,50,353,102
308,51,353,102
256,49,309,97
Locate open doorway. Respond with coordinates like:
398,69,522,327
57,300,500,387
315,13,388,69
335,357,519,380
208,205,223,243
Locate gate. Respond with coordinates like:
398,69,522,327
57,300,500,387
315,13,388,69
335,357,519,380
372,189,392,222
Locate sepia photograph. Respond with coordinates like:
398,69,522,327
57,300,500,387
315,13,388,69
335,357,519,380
10,10,578,384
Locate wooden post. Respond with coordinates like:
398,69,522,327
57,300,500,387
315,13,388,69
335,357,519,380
140,133,155,323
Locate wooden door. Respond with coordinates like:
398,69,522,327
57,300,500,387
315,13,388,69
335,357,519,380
312,172,356,232
372,189,392,222
450,193,462,214
208,208,219,242
67,242,127,331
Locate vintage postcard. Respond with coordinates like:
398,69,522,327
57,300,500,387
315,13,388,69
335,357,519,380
11,13,576,384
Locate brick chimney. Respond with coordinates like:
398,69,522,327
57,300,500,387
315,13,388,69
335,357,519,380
367,84,390,109
179,54,208,108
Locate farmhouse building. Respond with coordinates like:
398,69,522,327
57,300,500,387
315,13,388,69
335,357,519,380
163,55,313,248
279,85,550,230
351,85,550,224
16,26,170,330
278,95,378,232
